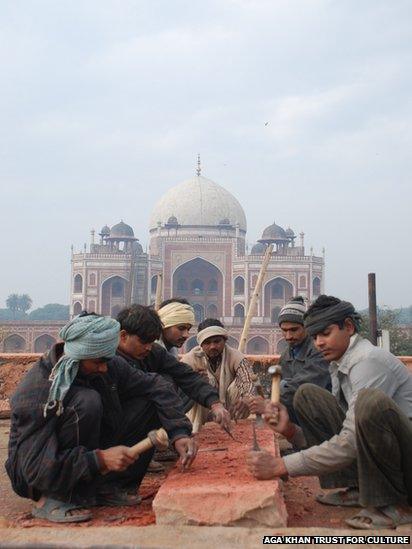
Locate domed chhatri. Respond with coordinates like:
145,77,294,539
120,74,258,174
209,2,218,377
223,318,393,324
166,215,178,225
259,221,288,243
250,242,266,255
99,224,110,236
149,176,247,232
109,220,136,240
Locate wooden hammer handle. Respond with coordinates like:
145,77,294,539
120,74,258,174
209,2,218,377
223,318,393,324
271,375,281,403
128,438,155,460
129,428,168,460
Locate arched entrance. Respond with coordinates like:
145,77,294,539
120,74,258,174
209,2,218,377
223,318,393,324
173,258,223,318
3,334,26,353
101,276,128,317
247,336,269,354
34,334,56,353
227,336,239,349
264,277,294,318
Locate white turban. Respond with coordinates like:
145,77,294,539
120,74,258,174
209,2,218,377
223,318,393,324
197,326,228,346
158,302,195,329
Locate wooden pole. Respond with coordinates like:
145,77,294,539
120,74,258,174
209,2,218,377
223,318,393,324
368,273,378,346
154,274,163,310
238,243,273,353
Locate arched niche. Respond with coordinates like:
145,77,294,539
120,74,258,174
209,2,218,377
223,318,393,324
234,303,245,318
247,336,269,354
101,276,128,317
264,277,294,317
3,334,26,353
193,303,204,324
73,274,83,293
313,277,321,297
271,306,281,325
234,276,245,295
276,338,288,354
207,303,218,318
73,301,82,316
34,334,56,353
227,336,239,349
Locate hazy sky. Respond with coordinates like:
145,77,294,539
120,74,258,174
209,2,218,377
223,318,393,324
1,0,411,310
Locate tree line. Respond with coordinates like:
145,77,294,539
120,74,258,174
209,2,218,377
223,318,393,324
1,294,69,321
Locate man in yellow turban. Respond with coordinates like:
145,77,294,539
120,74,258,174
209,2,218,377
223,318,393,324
157,298,195,357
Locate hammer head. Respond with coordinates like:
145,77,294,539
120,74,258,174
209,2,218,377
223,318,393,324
148,428,169,451
268,364,282,377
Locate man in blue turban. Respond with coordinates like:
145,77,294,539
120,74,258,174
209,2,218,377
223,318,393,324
6,313,195,523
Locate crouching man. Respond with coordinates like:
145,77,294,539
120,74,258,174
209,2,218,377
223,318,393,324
181,319,255,431
6,313,196,523
247,295,412,530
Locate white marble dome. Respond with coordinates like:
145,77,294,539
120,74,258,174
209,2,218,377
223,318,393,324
149,176,247,232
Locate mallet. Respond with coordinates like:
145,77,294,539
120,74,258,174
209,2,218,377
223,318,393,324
268,364,282,403
129,427,169,459
267,364,282,426
101,428,169,474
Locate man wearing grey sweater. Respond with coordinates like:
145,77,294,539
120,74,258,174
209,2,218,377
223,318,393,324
247,295,412,530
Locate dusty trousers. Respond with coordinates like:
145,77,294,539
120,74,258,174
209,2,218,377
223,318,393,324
294,384,412,507
46,385,159,503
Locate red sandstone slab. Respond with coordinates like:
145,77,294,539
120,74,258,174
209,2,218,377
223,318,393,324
153,420,287,528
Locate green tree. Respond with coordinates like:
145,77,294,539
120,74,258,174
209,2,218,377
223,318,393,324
18,294,32,314
29,303,69,320
6,294,20,319
360,308,412,356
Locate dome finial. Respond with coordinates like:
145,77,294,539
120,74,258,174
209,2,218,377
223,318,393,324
196,153,201,176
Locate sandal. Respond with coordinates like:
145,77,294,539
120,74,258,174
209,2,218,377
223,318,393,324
31,497,92,523
345,507,395,530
316,487,360,507
346,505,412,530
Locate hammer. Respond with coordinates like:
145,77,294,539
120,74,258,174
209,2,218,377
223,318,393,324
267,364,282,426
102,428,169,474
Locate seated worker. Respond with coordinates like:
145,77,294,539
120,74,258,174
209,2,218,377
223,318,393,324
157,298,194,358
116,305,231,431
278,296,331,423
6,313,197,524
181,318,255,432
247,295,412,530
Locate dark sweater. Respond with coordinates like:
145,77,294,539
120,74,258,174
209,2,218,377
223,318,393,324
6,343,192,499
279,335,331,413
117,343,220,409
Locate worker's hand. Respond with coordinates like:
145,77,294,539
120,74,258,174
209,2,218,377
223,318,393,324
231,396,253,420
99,446,136,472
247,450,288,480
247,396,267,416
262,402,292,436
210,402,232,432
173,436,198,470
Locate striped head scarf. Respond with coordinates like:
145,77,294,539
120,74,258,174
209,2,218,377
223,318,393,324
44,314,120,417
